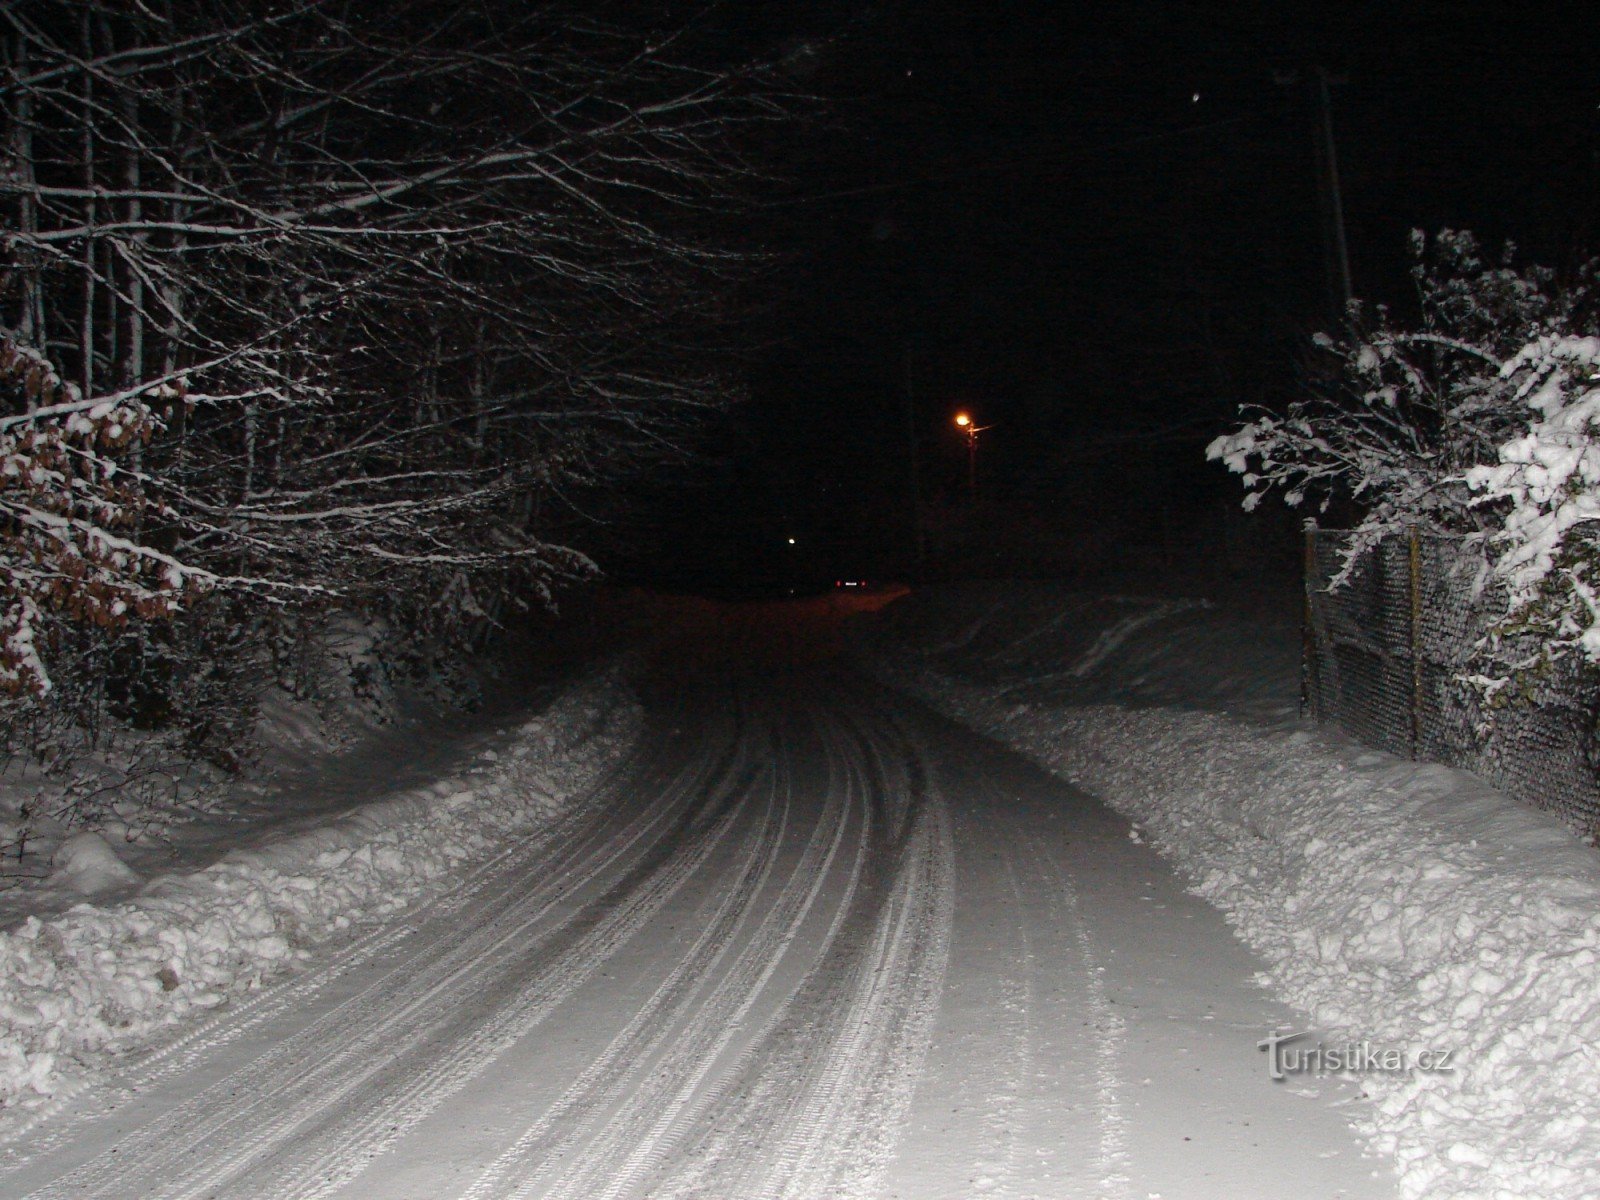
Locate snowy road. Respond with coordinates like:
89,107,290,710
1,602,1392,1199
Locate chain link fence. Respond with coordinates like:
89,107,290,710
1304,529,1600,840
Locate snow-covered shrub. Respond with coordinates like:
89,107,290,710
1463,335,1600,680
1207,230,1583,582
1211,231,1600,689
0,338,275,840
0,334,203,701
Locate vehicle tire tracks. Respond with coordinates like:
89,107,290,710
17,714,753,1200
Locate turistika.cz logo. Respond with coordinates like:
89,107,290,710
1257,1031,1456,1081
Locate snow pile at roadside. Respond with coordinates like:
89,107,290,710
0,664,642,1118
0,611,468,876
869,582,1300,719
872,586,1600,1200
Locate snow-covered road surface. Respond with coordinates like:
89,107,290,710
0,602,1391,1199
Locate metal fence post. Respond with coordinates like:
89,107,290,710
1409,528,1423,760
1307,527,1600,838
1303,523,1320,720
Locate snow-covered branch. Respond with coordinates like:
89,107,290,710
0,0,801,766
1208,231,1583,579
1210,229,1600,682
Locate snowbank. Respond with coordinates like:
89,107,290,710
0,610,471,878
870,586,1600,1200
47,832,140,897
0,664,642,1119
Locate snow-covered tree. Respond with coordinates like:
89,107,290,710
1,0,799,777
1463,334,1600,682
1206,231,1577,576
0,333,204,699
1209,230,1600,684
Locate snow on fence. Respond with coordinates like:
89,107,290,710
1304,529,1600,840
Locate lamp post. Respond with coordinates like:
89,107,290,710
953,411,992,498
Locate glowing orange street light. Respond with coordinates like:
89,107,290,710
953,410,991,497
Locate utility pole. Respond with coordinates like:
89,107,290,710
1277,67,1353,320
1313,67,1353,315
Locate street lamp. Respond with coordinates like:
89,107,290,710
953,411,992,498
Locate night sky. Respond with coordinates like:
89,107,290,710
623,1,1599,595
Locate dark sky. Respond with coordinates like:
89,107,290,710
628,0,1599,591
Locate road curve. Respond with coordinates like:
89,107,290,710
0,596,1392,1200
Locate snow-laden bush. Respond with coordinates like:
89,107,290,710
1210,230,1600,682
1207,231,1578,574
0,336,202,700
1463,335,1600,677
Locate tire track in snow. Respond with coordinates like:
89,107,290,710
646,698,954,1200
1017,828,1130,1199
17,717,750,1200
171,747,763,1200
250,777,765,1200
0,745,652,1173
295,723,794,1200
16,670,965,1200
758,794,952,1200
510,706,864,1200
971,853,1041,1197
867,691,1136,1200
934,722,1131,1200
751,700,953,1200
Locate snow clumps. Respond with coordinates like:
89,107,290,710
0,666,642,1119
876,591,1600,1200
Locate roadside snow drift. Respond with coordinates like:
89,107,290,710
0,666,642,1119
869,583,1600,1200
